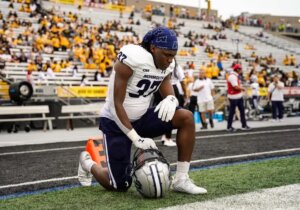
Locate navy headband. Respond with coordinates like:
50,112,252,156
142,26,178,51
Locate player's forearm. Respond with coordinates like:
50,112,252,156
159,75,175,98
114,103,133,131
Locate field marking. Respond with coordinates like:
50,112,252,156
0,176,78,190
195,128,300,139
1,148,300,190
1,128,299,156
0,146,84,156
170,148,300,166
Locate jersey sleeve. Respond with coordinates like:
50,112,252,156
117,44,142,71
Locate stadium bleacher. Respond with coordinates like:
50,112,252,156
0,0,299,131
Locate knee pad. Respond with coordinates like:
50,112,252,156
85,137,107,168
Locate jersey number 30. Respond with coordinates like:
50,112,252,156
129,79,161,98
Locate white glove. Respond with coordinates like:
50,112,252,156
127,129,157,150
154,95,178,122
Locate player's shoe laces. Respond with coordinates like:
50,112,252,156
78,151,93,186
171,175,207,195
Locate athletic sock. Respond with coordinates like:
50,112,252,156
175,161,190,179
82,156,96,173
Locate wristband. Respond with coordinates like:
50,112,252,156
126,129,140,142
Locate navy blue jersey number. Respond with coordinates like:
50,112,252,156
129,79,161,98
117,51,127,63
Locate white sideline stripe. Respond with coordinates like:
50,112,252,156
194,128,300,140
0,146,84,156
0,176,78,190
1,128,299,156
1,148,299,190
170,148,300,166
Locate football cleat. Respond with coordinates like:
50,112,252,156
78,151,93,186
171,175,207,195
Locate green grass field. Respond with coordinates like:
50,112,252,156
1,156,300,210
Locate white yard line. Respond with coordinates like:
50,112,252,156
158,184,300,210
194,128,300,140
170,148,300,166
0,176,78,190
1,148,299,190
0,146,84,156
1,128,299,156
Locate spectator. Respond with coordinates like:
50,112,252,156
46,64,55,78
290,71,298,87
268,75,284,122
18,49,28,62
80,74,88,86
162,59,186,146
72,65,78,77
193,70,215,129
94,71,101,81
250,76,260,110
226,66,250,131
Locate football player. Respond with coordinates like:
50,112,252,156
78,26,207,195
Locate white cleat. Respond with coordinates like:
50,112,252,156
78,151,93,186
171,176,207,195
163,139,177,147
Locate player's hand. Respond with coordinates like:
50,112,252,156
127,129,157,150
133,137,157,150
154,95,178,122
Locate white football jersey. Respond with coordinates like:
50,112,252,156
101,44,173,131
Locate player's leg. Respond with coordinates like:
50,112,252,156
170,108,207,194
133,107,207,194
78,137,113,189
78,118,133,192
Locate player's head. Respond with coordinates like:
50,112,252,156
141,26,178,70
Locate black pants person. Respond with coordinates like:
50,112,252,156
188,95,198,114
271,101,284,119
227,98,247,129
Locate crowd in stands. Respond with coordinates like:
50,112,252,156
0,0,142,83
0,0,299,103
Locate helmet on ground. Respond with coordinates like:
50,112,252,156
132,148,170,198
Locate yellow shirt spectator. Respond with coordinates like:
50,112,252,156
27,62,37,72
178,49,189,56
51,36,60,49
290,55,296,65
211,65,219,78
60,36,70,49
52,63,61,72
74,35,84,45
205,67,213,79
283,56,290,65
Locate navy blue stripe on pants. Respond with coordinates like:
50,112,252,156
227,98,247,129
271,101,284,119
